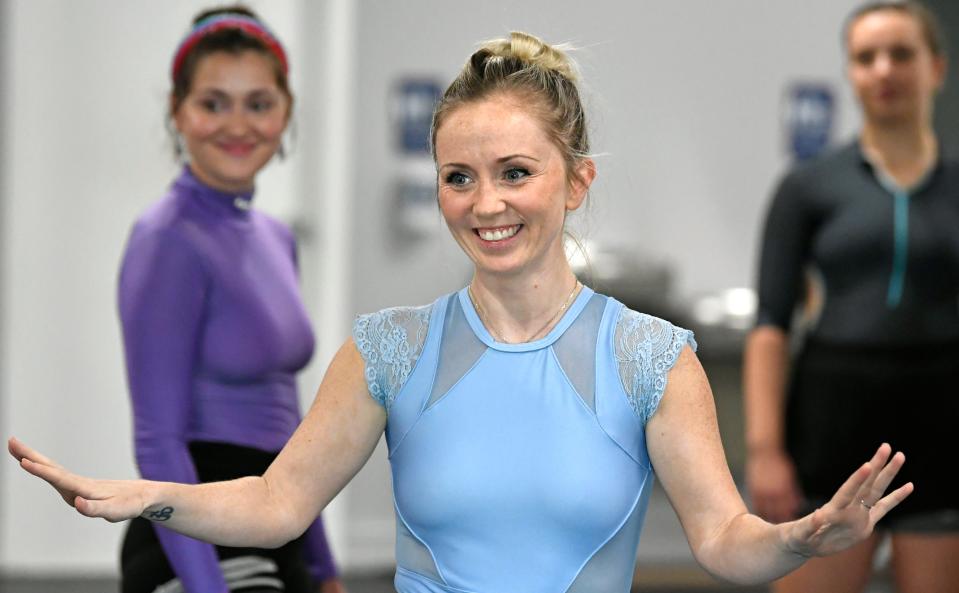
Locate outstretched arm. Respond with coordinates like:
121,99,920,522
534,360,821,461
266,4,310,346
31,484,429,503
9,339,385,548
647,347,912,585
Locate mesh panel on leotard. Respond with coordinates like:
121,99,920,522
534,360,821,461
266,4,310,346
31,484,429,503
550,293,606,412
563,480,652,593
395,515,444,583
426,296,488,409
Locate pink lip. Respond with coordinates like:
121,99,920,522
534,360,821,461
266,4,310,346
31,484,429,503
218,142,256,157
876,85,902,99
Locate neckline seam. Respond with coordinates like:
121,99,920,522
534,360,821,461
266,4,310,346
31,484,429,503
457,286,594,352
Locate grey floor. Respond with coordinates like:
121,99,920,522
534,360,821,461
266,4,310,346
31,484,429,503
0,572,900,593
0,574,768,593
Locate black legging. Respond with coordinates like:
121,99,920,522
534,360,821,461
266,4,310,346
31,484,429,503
120,441,313,593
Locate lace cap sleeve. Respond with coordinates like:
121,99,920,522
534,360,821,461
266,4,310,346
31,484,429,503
614,308,697,425
352,304,432,410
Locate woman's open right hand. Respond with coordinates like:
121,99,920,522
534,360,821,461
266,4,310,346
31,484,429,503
8,436,152,523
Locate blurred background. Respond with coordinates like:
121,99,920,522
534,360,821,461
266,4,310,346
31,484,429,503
1,1,957,591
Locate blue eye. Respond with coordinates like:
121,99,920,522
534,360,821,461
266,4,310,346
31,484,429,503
504,168,530,182
445,172,472,186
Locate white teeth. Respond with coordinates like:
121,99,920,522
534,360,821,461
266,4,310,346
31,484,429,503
479,225,519,241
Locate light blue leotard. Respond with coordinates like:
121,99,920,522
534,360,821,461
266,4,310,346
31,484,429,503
353,286,696,593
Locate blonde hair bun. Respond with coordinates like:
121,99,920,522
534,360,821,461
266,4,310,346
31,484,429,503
477,31,578,81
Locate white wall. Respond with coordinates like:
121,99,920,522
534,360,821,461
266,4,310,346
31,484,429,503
2,0,862,577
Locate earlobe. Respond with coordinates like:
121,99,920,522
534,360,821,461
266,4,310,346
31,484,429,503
169,93,179,119
169,94,184,134
933,56,948,90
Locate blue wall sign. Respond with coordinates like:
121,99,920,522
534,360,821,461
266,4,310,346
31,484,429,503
393,78,443,155
785,83,834,161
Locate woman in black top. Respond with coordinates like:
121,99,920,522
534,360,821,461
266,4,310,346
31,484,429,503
744,2,959,593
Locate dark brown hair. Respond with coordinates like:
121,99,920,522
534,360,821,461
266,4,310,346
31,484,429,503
844,1,946,58
170,4,292,115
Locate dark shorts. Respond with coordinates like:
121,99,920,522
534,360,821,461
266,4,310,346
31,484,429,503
120,441,313,593
786,339,959,532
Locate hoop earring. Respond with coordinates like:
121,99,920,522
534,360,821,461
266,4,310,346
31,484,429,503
174,134,186,160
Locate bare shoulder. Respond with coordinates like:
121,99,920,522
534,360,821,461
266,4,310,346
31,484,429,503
650,345,713,428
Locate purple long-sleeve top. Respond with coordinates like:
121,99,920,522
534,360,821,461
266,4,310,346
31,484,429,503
118,166,336,593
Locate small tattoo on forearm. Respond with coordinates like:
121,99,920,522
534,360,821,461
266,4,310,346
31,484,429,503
147,507,174,522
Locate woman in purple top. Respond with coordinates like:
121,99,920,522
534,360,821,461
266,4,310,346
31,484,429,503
116,6,342,593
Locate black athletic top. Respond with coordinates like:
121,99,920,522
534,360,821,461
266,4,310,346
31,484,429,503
755,140,959,345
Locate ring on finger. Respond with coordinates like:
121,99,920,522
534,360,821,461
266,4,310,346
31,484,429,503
859,498,874,510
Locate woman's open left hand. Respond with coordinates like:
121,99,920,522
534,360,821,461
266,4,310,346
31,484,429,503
8,436,150,523
784,443,913,558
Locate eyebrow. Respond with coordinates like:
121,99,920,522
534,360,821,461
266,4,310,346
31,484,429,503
498,153,540,163
438,161,472,171
193,87,278,96
194,88,230,96
439,154,541,169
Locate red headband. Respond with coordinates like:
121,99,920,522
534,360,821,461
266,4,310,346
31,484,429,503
171,14,288,83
